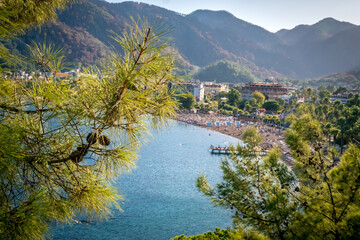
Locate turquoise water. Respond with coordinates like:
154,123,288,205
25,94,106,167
52,121,240,240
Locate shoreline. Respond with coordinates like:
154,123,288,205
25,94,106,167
176,113,293,167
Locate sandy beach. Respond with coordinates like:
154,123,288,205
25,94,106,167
176,112,293,167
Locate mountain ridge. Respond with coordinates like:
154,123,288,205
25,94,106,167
9,0,360,81
276,17,357,45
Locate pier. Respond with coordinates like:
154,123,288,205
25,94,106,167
210,145,268,155
210,145,231,154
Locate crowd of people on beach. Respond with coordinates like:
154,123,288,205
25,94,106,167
177,112,293,166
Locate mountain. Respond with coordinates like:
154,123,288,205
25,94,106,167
9,0,124,66
192,60,258,83
276,18,356,45
186,10,294,77
8,0,360,80
188,10,282,50
282,25,360,77
275,18,360,78
311,65,360,88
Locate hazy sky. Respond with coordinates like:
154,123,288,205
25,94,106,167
106,0,360,32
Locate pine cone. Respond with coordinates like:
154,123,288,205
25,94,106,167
99,135,111,146
86,132,98,145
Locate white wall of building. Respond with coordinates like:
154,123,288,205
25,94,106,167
193,83,204,102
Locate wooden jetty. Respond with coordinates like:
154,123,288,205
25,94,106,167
210,145,268,155
210,145,231,154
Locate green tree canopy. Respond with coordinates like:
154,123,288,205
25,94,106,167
0,0,72,37
252,91,265,106
197,115,360,239
192,60,257,84
0,0,73,63
179,92,196,110
276,98,286,107
333,86,348,95
227,88,242,107
172,227,268,240
197,127,296,239
262,100,281,112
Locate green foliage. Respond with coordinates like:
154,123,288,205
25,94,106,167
197,113,360,239
308,74,360,89
252,91,265,106
262,100,281,112
171,227,268,240
296,102,316,116
293,93,360,153
0,0,73,66
221,104,237,112
27,41,67,75
179,92,196,110
333,86,348,95
197,127,297,239
210,101,219,110
242,126,263,148
319,89,331,101
0,0,73,38
284,115,360,239
346,94,360,107
193,60,257,83
0,17,179,239
276,98,286,107
263,114,281,124
248,89,360,238
227,88,242,107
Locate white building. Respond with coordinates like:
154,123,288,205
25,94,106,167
178,82,205,102
193,83,204,102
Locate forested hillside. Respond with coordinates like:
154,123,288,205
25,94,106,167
9,0,360,80
192,60,258,83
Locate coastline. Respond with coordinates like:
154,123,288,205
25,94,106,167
176,112,293,167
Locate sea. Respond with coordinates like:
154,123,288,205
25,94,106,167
51,121,241,240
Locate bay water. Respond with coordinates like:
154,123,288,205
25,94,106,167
52,121,240,240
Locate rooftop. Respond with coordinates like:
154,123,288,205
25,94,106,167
245,82,285,87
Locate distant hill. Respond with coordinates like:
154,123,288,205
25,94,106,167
276,18,356,45
8,0,360,81
188,10,282,50
311,66,360,88
283,25,360,77
192,60,258,83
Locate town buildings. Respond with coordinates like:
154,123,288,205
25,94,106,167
203,82,229,95
330,94,350,104
177,82,205,102
5,69,82,81
241,82,294,101
177,81,230,102
330,90,360,104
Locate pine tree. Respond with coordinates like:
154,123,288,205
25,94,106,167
285,114,360,239
197,116,360,239
197,126,297,240
0,12,179,240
